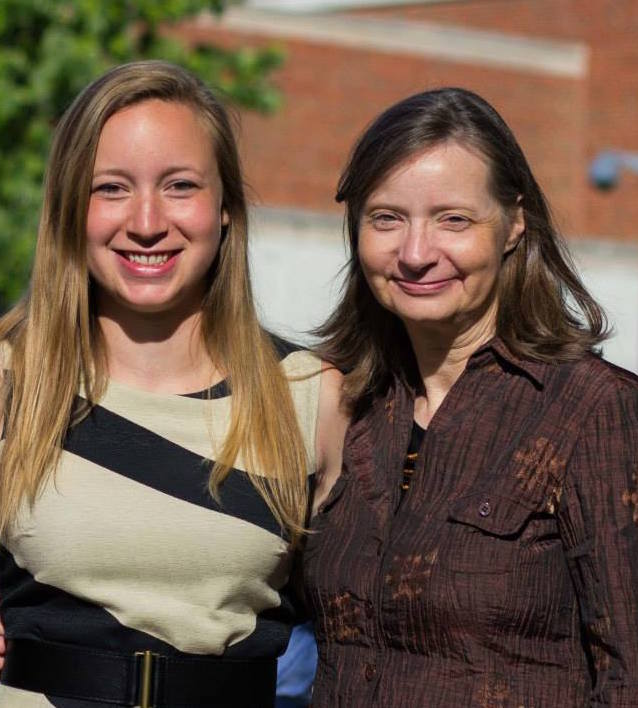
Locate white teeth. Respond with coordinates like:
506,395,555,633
127,253,170,265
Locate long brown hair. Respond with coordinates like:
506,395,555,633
0,61,309,541
317,87,608,404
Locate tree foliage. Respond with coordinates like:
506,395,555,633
0,0,283,308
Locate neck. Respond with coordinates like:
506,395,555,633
405,304,497,427
96,304,221,394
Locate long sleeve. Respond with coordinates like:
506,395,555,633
558,377,638,706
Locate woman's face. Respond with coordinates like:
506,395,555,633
358,141,524,338
86,99,227,319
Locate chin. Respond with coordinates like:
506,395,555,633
392,303,459,326
110,292,194,318
115,284,206,315
127,302,178,314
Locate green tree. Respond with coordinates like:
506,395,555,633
0,0,283,308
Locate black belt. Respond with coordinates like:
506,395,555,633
2,639,276,707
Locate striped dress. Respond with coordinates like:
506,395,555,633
0,342,321,707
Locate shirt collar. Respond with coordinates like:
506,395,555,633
467,337,547,389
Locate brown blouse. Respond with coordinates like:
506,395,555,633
303,340,638,707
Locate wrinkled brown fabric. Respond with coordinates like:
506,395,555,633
303,340,638,707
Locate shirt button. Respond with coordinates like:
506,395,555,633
478,500,491,517
365,601,374,618
364,663,377,681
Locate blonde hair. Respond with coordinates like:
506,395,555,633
0,61,309,542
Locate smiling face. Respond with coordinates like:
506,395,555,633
358,140,524,340
86,99,227,321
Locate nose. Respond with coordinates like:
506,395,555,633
126,191,168,242
398,218,440,272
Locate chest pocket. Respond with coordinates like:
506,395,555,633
441,493,531,574
440,480,560,575
439,407,576,574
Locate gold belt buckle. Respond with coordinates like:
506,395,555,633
134,650,159,708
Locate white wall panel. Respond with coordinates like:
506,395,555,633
250,208,638,372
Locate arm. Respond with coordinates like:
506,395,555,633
285,364,347,616
558,380,638,706
313,364,348,518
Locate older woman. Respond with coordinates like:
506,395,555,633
305,88,638,707
0,61,345,707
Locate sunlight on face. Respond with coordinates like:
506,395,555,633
87,99,228,322
358,141,524,338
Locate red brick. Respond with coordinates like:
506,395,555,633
176,2,638,242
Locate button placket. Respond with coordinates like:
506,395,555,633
364,662,377,681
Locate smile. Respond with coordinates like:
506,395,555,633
393,277,457,295
115,250,181,276
126,252,171,265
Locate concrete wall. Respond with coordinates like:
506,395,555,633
354,0,638,241
249,207,638,373
570,239,638,372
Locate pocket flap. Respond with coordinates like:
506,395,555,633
448,491,540,537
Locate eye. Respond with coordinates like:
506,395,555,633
370,212,401,229
92,182,125,196
441,214,471,231
167,179,198,194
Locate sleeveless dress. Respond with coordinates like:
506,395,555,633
0,342,321,707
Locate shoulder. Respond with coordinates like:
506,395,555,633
313,364,348,514
268,332,305,360
266,332,322,378
317,363,346,421
535,352,638,411
553,355,638,448
265,334,325,469
316,365,348,458
588,354,638,390
558,357,638,504
570,354,638,408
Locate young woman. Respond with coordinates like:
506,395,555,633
305,88,638,707
0,61,345,708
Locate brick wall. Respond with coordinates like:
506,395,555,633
178,1,638,241
355,0,638,241
352,0,638,41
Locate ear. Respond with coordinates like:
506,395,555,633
221,208,230,227
503,199,525,255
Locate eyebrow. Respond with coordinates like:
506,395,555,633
91,166,204,180
364,200,479,213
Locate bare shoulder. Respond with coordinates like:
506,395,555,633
314,363,349,517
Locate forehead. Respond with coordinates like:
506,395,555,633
366,141,493,204
96,99,214,156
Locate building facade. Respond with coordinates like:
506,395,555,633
178,0,638,369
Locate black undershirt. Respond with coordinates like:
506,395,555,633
400,421,426,497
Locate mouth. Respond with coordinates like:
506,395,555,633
125,252,171,265
117,250,180,262
115,249,182,275
392,276,458,294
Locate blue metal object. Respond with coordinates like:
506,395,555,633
589,150,638,190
